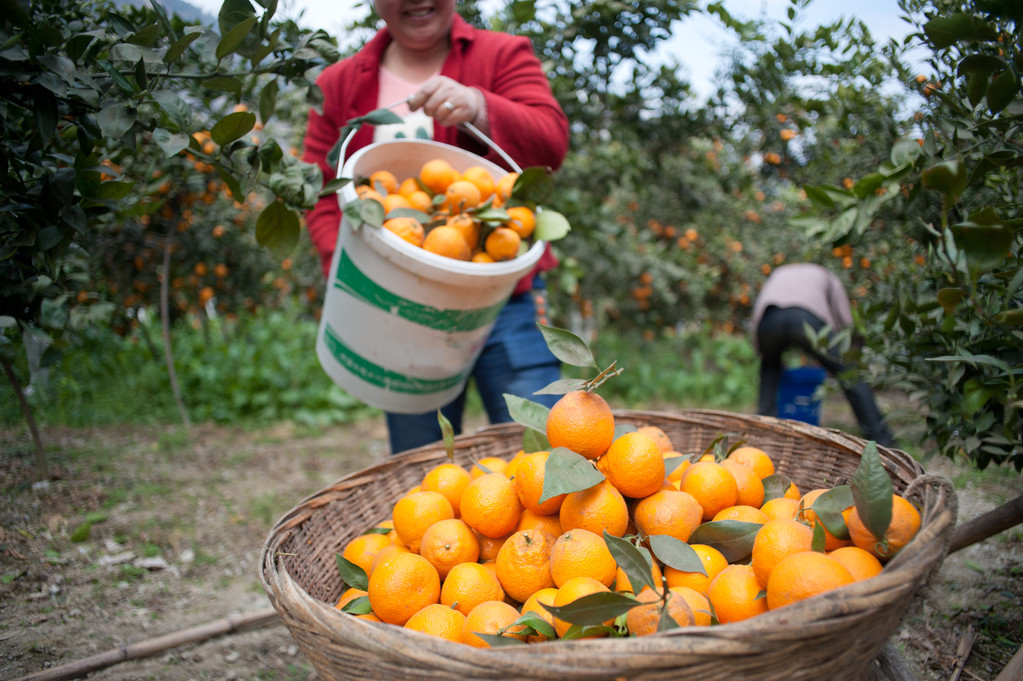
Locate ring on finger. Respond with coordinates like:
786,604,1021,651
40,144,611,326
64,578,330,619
442,101,454,112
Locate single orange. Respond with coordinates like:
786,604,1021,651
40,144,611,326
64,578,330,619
669,586,713,626
495,171,519,202
663,451,691,487
679,461,739,521
383,216,425,247
445,213,480,250
517,508,563,537
726,446,776,480
635,425,674,452
367,552,441,625
495,528,557,603
847,494,921,561
663,543,729,595
470,456,508,479
335,587,367,610
828,545,884,582
504,206,536,239
462,600,526,648
460,165,496,199
408,189,433,212
419,158,458,194
513,450,564,515
381,192,412,215
442,179,483,213
613,558,663,595
355,184,385,205
549,528,617,588
421,462,472,516
368,169,398,194
765,550,855,610
397,176,420,197
520,587,559,642
546,390,616,460
392,490,455,553
475,530,511,563
484,226,521,261
600,431,666,499
721,459,766,509
369,542,411,574
632,489,703,543
551,576,612,637
760,496,801,522
423,225,472,261
460,472,524,539
418,518,480,579
341,532,392,576
472,251,496,263
558,479,629,538
707,563,769,624
440,561,506,616
404,602,467,642
750,518,815,588
712,504,770,524
799,488,853,551
626,586,694,636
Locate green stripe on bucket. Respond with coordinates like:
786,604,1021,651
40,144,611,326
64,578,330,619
322,322,469,395
333,249,504,332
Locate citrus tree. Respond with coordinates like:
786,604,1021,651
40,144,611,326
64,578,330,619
0,0,335,475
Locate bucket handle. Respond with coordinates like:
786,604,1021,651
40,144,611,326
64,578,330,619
335,110,523,179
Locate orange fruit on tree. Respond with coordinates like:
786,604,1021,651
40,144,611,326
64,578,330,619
712,504,770,524
614,557,663,594
636,425,674,452
549,528,617,588
520,586,559,642
760,496,800,522
367,552,441,625
559,479,629,538
847,494,921,561
513,450,565,515
370,542,411,574
765,550,855,610
443,179,483,213
495,528,557,603
626,586,694,636
475,530,510,563
460,472,523,539
679,461,739,521
721,459,766,509
799,488,853,551
392,490,455,553
551,576,612,638
419,158,458,194
484,226,521,261
460,165,496,199
504,206,536,239
600,431,666,499
470,456,508,479
440,561,506,616
418,518,480,579
663,543,729,595
421,462,472,516
404,602,467,642
341,532,392,576
383,216,425,247
368,169,399,194
546,390,616,460
517,508,563,537
423,225,472,261
462,600,526,648
670,586,713,626
336,587,367,610
828,545,884,582
726,446,776,480
632,489,703,543
750,518,814,588
445,213,480,249
707,563,769,624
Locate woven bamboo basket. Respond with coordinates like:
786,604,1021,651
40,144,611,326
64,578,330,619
259,409,957,681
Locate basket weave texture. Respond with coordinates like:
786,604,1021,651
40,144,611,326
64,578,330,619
260,409,957,681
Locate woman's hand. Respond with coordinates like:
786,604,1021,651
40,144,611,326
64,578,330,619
407,76,485,128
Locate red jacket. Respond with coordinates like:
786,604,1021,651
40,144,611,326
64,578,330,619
302,14,568,291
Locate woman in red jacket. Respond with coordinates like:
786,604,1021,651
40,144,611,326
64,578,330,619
302,0,569,454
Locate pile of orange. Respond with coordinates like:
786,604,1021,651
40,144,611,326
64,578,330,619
336,389,921,645
354,160,537,263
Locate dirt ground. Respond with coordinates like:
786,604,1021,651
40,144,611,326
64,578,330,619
1,400,1021,681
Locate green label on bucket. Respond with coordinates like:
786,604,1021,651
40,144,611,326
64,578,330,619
322,322,469,394
333,250,504,332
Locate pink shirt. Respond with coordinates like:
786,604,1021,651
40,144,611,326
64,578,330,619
751,264,854,349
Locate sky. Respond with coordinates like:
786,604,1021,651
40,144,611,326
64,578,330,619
188,0,921,102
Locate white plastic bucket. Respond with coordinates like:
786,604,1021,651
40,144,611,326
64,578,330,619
315,138,545,414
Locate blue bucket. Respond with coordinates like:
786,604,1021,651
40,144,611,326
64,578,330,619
778,367,826,425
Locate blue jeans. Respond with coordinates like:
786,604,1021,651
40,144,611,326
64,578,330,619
756,306,896,447
386,288,562,454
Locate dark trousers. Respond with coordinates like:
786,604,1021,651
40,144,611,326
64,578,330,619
386,290,561,454
756,306,895,447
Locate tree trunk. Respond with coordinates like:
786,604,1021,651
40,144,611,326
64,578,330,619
2,359,49,480
160,230,191,430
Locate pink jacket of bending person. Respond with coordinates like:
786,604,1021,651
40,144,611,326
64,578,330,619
301,14,568,293
751,263,854,352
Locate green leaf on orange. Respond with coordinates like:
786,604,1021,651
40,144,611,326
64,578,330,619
538,447,604,503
